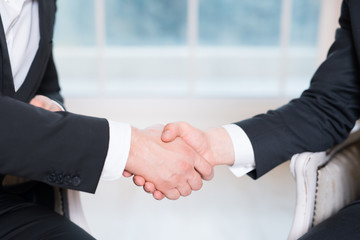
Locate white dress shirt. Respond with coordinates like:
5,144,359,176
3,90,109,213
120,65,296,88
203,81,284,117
0,0,255,181
0,0,39,91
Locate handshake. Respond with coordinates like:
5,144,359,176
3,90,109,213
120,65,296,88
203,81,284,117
29,95,235,200
123,123,235,200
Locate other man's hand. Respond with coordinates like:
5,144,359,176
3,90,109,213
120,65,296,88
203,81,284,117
126,122,235,200
162,122,235,166
124,125,214,200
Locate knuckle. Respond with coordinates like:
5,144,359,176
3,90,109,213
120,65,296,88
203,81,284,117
194,180,203,191
203,165,213,179
178,121,190,132
182,189,191,197
166,192,180,200
162,178,175,190
178,159,192,173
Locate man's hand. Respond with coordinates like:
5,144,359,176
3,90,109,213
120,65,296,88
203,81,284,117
124,125,214,200
162,122,235,166
126,122,235,200
30,95,63,112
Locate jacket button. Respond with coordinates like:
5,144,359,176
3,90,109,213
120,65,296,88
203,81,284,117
63,175,72,185
47,173,57,183
56,174,64,184
72,176,81,186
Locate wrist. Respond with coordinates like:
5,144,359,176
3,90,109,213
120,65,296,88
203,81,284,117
126,126,139,173
206,127,235,166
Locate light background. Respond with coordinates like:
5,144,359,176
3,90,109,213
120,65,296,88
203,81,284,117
53,0,342,239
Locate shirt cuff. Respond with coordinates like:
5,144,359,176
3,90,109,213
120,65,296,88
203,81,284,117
51,100,65,111
222,124,255,177
101,121,132,181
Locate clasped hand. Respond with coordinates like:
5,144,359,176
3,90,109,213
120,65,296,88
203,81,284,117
27,96,233,201
124,122,235,200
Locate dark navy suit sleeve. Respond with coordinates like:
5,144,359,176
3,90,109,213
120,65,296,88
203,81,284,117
0,0,109,194
237,1,360,179
0,96,110,193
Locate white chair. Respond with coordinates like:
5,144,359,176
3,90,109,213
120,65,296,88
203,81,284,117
288,129,360,240
54,188,90,232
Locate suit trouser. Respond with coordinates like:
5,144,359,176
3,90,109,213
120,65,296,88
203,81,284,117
0,192,95,240
299,200,360,240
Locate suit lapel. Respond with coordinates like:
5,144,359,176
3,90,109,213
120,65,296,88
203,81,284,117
0,15,15,97
14,0,56,102
0,0,54,100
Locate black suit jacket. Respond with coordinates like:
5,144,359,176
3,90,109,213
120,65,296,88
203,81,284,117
0,0,109,194
237,0,360,179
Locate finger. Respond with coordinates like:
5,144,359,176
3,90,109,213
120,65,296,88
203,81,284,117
133,175,146,186
164,189,181,200
161,122,185,142
122,170,133,178
194,156,214,181
162,122,205,152
144,182,156,193
153,190,165,200
176,184,192,197
188,173,203,191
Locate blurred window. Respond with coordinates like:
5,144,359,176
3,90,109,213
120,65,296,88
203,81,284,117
199,0,282,46
105,0,187,45
54,0,321,97
53,0,97,95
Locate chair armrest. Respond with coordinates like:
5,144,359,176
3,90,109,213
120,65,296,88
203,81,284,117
288,130,360,240
288,151,330,240
54,188,91,233
67,189,91,232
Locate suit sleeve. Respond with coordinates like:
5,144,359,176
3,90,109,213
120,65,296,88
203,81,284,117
0,95,110,193
237,1,360,179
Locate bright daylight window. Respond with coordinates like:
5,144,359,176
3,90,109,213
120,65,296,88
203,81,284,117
53,0,320,98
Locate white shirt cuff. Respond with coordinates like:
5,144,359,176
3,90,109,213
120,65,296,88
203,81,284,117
101,121,132,181
51,100,65,111
222,124,255,177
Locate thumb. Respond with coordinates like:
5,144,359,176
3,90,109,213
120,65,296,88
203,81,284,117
161,123,182,142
